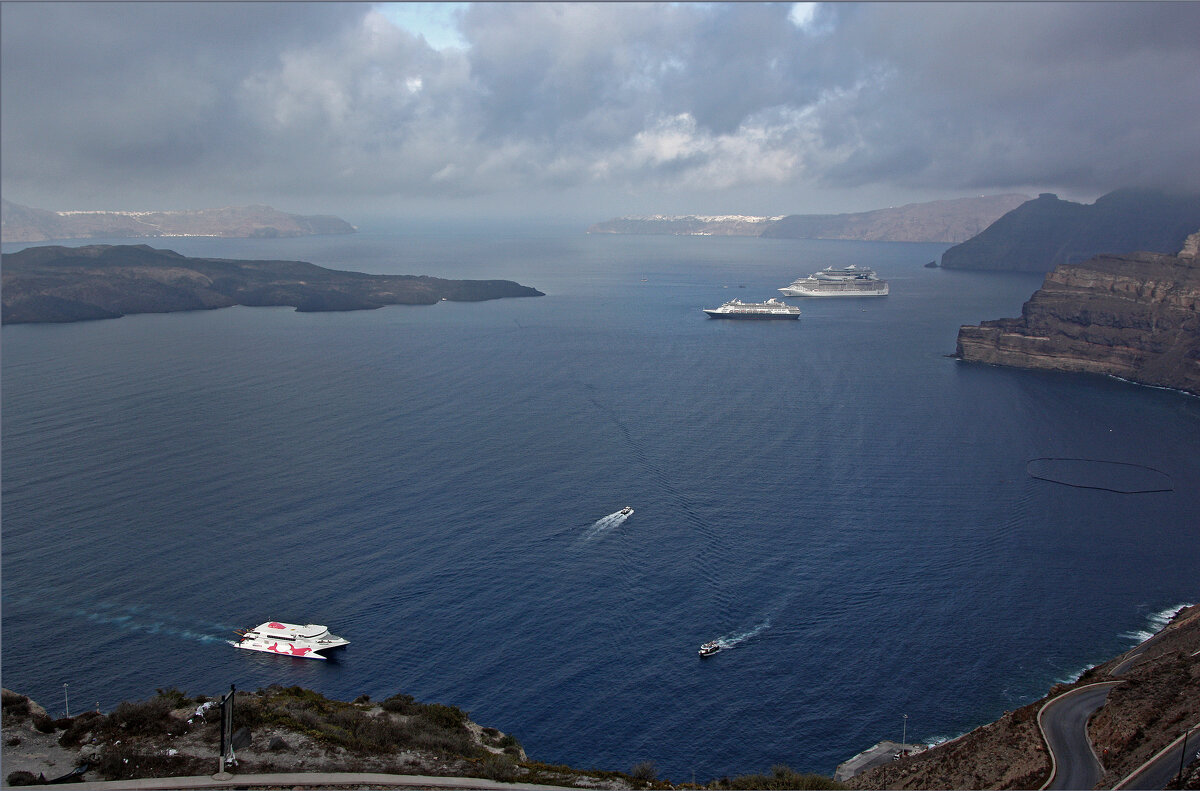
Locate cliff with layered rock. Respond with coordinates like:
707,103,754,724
940,189,1200,272
955,231,1200,396
1,199,355,242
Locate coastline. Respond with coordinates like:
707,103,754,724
6,606,1196,789
842,603,1199,789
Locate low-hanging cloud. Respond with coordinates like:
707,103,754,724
2,2,1197,216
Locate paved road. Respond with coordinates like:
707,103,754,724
15,771,578,790
1039,681,1123,791
1115,722,1200,790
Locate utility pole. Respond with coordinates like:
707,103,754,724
1177,723,1196,788
63,684,69,718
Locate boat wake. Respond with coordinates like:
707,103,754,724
710,619,771,651
34,598,233,645
582,509,633,539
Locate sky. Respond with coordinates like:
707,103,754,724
2,2,1199,223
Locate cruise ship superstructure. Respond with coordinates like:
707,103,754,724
779,265,889,297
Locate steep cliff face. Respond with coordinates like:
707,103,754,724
955,231,1200,396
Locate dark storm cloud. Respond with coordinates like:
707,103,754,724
812,2,1200,192
2,2,1198,215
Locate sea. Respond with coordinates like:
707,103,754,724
3,224,1198,780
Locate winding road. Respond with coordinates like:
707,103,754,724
1038,681,1122,790
1115,722,1200,790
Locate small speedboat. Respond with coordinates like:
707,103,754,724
619,506,634,516
698,640,721,657
232,621,349,660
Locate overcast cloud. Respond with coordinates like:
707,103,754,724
2,2,1198,221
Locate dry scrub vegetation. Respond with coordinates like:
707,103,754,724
2,684,838,789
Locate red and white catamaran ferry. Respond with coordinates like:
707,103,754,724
232,621,349,660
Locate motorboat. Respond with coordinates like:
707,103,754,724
698,640,721,657
619,506,634,516
232,621,349,660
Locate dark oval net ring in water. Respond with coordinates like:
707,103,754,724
1026,457,1175,493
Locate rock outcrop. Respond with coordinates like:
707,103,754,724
955,231,1200,396
2,245,543,324
940,189,1200,272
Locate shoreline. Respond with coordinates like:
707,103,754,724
6,605,1196,789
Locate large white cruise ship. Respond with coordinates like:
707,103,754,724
703,298,802,319
779,265,889,297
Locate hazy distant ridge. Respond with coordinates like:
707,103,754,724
1,199,356,242
588,195,1029,243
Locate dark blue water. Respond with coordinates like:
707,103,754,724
3,227,1198,780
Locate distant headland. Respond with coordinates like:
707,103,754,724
1,245,544,325
587,195,1030,243
939,189,1200,272
1,199,356,243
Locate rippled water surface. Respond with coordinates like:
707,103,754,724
3,227,1198,779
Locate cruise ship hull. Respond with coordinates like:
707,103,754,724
779,281,889,297
703,310,799,319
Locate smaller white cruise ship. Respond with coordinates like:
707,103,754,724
779,265,889,297
703,298,802,319
232,621,349,660
699,640,722,657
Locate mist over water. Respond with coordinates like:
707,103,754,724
3,228,1198,779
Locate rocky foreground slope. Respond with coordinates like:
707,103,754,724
1,244,543,324
5,606,1198,789
847,604,1200,790
955,231,1200,397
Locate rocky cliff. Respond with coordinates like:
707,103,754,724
1,245,543,324
940,189,1200,272
955,231,1200,396
1,199,356,242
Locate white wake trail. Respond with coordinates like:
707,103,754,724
582,510,632,539
714,618,771,650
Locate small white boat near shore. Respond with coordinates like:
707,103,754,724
232,621,349,660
